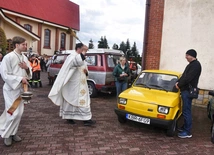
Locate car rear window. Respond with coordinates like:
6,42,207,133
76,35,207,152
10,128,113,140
107,55,120,68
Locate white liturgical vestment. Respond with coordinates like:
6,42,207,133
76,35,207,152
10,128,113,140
48,50,92,120
0,51,32,138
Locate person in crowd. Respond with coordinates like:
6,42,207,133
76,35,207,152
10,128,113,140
0,36,32,146
175,49,202,138
48,43,96,126
46,57,54,85
113,56,130,97
29,54,42,88
39,55,46,72
43,54,48,72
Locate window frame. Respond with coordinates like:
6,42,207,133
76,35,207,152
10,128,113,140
60,32,66,50
44,29,51,49
24,24,32,31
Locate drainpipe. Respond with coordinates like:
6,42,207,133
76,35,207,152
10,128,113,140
141,0,150,70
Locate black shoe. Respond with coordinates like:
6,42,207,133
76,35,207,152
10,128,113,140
83,120,96,126
67,119,76,124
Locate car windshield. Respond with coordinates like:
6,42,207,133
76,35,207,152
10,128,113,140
107,55,120,68
134,72,178,92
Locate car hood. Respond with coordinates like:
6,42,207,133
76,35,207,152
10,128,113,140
119,87,180,107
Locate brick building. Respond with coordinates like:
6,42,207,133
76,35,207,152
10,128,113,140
142,0,214,107
0,0,79,56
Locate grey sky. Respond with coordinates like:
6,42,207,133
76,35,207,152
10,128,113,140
71,0,146,55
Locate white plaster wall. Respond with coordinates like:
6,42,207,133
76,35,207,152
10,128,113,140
19,18,38,53
2,22,35,51
160,0,214,90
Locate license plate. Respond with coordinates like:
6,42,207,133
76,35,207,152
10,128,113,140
126,114,150,124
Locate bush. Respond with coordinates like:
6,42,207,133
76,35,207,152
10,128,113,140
0,27,7,55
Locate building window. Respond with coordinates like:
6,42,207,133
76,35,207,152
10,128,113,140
44,29,51,48
60,33,66,50
6,39,13,52
24,24,32,31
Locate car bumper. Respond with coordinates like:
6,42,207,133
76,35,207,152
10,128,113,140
114,108,174,129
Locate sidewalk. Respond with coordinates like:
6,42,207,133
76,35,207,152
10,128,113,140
0,72,213,155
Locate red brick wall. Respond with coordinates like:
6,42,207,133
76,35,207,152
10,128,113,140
144,0,165,69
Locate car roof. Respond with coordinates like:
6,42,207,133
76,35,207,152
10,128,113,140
61,49,124,55
142,70,181,76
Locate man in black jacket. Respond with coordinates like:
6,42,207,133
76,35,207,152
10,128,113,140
175,49,202,138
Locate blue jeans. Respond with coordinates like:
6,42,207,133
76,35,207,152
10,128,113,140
181,90,193,134
115,81,128,97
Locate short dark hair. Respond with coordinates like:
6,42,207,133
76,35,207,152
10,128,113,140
75,43,84,51
12,36,26,48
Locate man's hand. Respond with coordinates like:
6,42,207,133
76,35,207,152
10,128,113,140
175,82,179,89
21,77,29,84
19,62,28,69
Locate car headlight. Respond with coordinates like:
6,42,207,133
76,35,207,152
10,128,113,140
158,106,169,114
118,98,127,105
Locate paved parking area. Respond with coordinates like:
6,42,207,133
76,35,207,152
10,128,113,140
0,72,214,155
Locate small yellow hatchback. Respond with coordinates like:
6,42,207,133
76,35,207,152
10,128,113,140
114,70,182,136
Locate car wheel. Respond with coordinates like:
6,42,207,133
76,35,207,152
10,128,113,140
87,82,97,98
118,116,127,123
211,124,214,144
166,119,177,137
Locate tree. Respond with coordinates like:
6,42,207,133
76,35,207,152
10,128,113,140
0,27,7,55
131,42,138,57
98,36,104,48
125,39,131,51
112,43,119,49
103,36,109,49
119,41,126,54
88,39,94,49
98,36,109,48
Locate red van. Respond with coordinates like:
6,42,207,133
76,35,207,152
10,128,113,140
48,49,124,97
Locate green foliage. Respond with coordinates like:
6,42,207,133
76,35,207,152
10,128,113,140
0,27,7,55
125,39,131,51
88,39,94,49
103,36,109,49
119,41,126,53
131,42,138,57
112,43,118,49
98,36,109,48
98,36,104,48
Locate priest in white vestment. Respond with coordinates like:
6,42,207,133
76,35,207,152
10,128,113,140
0,36,32,146
48,43,96,126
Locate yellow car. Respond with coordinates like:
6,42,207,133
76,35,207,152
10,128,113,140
114,70,182,136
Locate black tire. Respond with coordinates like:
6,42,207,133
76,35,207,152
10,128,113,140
118,116,127,123
211,124,214,144
166,119,177,137
87,82,97,98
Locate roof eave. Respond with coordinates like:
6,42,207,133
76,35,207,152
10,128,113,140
0,9,40,41
2,8,78,31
